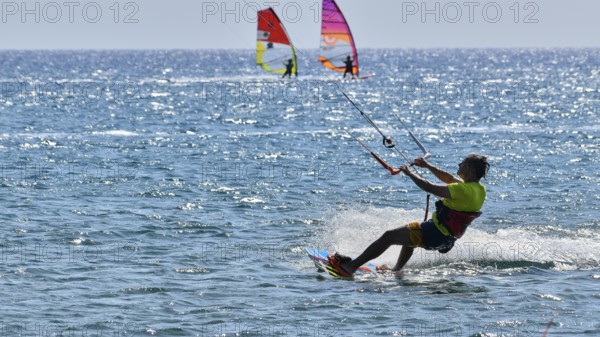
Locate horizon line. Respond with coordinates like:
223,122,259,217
0,46,599,51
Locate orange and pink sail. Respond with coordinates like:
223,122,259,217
318,0,359,76
256,8,297,75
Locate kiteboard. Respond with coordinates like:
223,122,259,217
305,248,378,278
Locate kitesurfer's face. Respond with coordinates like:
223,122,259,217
457,160,469,179
458,159,476,181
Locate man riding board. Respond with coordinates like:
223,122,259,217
328,154,489,276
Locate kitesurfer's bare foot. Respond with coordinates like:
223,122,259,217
376,264,391,272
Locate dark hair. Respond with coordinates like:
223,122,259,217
464,154,490,180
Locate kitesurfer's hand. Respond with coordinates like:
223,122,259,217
412,157,430,168
398,165,411,175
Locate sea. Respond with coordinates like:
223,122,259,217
0,49,598,337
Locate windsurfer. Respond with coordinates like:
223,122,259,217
343,56,354,79
328,154,489,276
282,59,294,78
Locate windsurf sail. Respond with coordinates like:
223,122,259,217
256,8,297,75
318,0,359,76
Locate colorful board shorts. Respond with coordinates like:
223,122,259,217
408,219,456,251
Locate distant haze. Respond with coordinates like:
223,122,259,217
1,0,598,49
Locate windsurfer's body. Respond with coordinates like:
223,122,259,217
328,154,489,276
343,56,355,79
282,59,295,79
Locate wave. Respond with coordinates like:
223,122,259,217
319,206,600,271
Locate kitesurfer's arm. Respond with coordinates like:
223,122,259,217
399,165,452,199
413,158,462,184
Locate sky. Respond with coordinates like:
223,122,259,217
1,0,599,49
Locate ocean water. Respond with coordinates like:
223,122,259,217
0,49,599,336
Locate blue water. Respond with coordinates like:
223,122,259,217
0,49,599,336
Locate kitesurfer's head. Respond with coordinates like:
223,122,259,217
458,154,489,182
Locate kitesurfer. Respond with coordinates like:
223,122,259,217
328,154,489,276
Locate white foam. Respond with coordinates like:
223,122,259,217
239,197,266,204
322,206,424,266
320,206,600,270
90,130,139,137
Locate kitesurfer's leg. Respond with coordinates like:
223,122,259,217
393,246,414,271
340,226,413,274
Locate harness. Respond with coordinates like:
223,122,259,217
435,200,481,239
